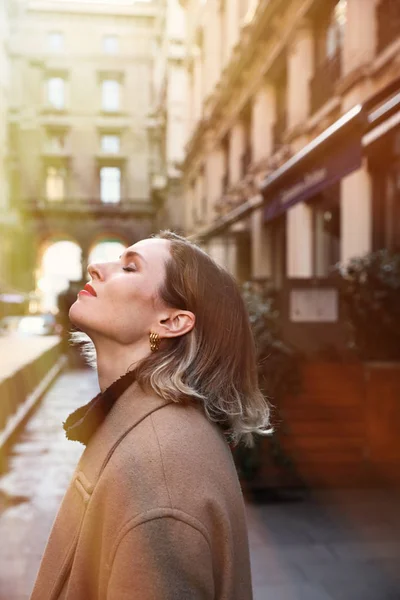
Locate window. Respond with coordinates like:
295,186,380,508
46,166,66,201
100,167,121,203
312,186,341,277
48,32,64,53
101,134,120,154
103,35,119,54
374,161,400,252
102,80,120,112
326,0,347,59
47,78,65,110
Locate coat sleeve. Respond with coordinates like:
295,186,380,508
107,516,215,599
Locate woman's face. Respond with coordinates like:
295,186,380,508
69,238,171,345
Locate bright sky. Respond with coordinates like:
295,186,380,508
52,0,151,3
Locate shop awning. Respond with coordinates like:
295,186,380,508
263,131,362,222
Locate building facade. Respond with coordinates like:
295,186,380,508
150,0,187,233
0,0,20,304
181,0,400,354
7,0,163,286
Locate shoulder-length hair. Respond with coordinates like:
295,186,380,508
71,230,272,447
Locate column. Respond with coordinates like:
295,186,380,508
287,20,314,130
251,82,276,161
287,203,313,277
343,0,376,77
340,160,372,263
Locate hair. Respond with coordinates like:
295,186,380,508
70,230,272,448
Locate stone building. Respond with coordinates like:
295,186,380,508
180,0,400,354
0,0,19,297
7,0,162,285
150,0,187,234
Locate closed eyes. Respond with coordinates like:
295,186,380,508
122,265,137,272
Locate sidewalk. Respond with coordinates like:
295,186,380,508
0,368,399,599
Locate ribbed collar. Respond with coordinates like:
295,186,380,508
63,369,138,446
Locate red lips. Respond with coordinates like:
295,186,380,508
83,283,97,296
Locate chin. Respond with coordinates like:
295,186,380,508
69,300,91,331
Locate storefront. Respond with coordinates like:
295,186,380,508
259,105,365,355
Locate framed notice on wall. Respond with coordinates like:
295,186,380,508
290,288,338,323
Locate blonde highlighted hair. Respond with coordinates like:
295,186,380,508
71,230,272,448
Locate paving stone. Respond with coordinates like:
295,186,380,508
253,581,334,600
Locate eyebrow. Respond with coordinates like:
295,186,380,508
119,250,147,265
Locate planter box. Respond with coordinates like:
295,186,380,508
244,362,400,490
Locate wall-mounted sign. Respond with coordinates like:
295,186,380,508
290,288,338,323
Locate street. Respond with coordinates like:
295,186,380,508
0,369,399,600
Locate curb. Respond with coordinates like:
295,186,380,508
0,354,67,451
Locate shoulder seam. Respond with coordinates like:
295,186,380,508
108,507,212,573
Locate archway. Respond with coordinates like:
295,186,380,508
87,237,128,269
35,238,82,313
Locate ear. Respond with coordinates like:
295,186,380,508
158,310,195,339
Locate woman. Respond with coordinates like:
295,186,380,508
31,230,271,600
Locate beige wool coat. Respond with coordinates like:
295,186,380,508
30,379,254,599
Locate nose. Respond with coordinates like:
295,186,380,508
87,262,103,281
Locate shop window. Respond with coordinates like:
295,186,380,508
100,167,121,203
312,186,341,277
102,80,120,112
46,166,67,201
47,77,65,110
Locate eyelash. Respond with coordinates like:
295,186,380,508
122,265,137,272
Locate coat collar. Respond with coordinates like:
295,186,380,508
64,371,174,491
63,368,139,446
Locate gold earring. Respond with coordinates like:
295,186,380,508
149,332,161,352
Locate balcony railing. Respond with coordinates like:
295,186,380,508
310,52,341,114
273,111,287,152
241,147,252,178
377,0,400,54
22,197,156,216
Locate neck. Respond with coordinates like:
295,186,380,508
91,336,152,392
